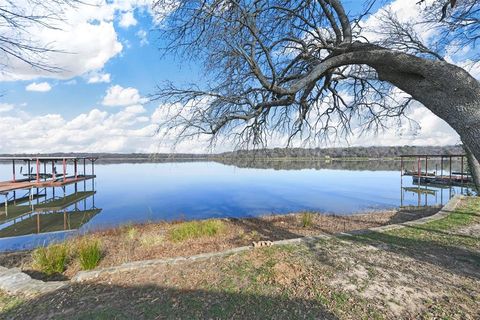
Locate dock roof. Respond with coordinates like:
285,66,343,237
0,156,98,161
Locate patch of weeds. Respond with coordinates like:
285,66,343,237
301,212,314,228
125,226,138,241
169,219,226,242
239,230,261,242
0,291,23,314
331,291,349,308
77,239,102,270
32,243,69,275
315,292,329,306
139,233,164,247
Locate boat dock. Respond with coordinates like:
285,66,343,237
0,156,97,194
0,157,100,238
400,154,473,187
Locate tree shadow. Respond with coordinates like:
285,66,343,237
399,224,479,241
1,282,338,320
386,207,441,225
340,231,480,280
228,216,302,241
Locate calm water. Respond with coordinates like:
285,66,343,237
0,160,474,251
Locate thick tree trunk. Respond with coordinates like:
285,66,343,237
368,55,480,190
464,143,480,193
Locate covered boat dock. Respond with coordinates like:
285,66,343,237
0,156,97,194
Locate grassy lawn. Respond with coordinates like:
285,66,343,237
1,197,479,319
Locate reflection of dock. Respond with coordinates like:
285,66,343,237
411,175,473,187
403,187,437,195
35,191,95,212
0,156,101,238
0,209,101,238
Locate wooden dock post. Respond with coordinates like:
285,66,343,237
449,156,452,182
417,157,421,178
36,158,40,183
4,194,8,217
12,160,15,183
63,158,67,182
400,156,404,176
74,159,78,179
441,156,443,178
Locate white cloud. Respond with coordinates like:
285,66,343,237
0,103,14,113
87,72,111,84
0,0,156,82
137,29,149,46
348,106,459,147
25,82,52,92
102,85,146,106
119,11,137,28
0,104,205,153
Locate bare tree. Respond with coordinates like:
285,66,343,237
0,0,81,74
152,0,480,185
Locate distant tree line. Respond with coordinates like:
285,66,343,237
0,145,465,163
219,145,465,159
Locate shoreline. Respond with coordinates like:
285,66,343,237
0,205,440,280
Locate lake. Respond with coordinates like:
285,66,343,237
0,159,474,251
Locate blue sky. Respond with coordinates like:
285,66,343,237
0,0,468,153
1,5,202,117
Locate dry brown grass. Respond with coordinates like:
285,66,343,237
2,207,439,279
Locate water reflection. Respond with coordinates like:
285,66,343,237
0,180,100,239
0,159,476,252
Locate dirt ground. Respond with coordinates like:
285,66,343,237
0,206,439,279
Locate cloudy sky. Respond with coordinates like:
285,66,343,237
0,0,474,154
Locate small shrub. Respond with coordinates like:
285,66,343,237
169,219,226,242
77,239,102,270
125,226,138,240
32,243,69,275
301,212,314,228
139,234,164,247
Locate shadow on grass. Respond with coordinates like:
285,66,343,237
386,207,441,225
399,224,479,241
342,231,480,280
228,217,301,241
1,283,338,320
228,205,442,241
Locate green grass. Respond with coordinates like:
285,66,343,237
0,291,23,314
372,197,480,249
139,233,164,247
32,243,69,275
300,212,314,228
169,219,226,242
124,225,138,240
340,197,480,251
77,239,102,270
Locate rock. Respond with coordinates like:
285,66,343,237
0,267,67,297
